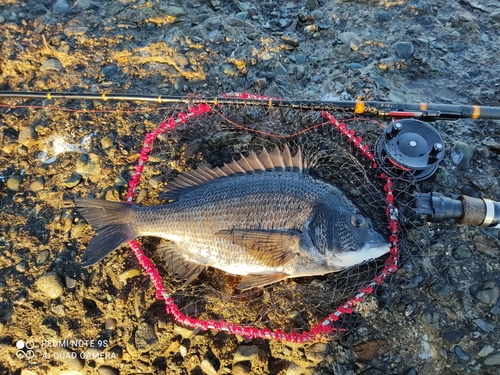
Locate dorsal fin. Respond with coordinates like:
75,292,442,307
159,146,308,200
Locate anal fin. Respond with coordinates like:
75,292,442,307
237,273,289,290
156,242,205,287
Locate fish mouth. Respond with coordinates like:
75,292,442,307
333,240,391,269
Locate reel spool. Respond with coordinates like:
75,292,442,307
375,119,445,182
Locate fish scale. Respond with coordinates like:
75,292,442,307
75,146,390,290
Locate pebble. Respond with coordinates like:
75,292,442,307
338,31,362,51
304,342,329,364
53,0,69,14
286,362,303,375
40,58,63,72
101,133,116,149
451,141,473,170
232,362,250,375
478,345,494,357
281,35,299,48
274,62,288,75
102,64,118,78
353,339,390,361
454,346,469,362
470,281,499,304
442,330,462,344
97,366,119,375
481,137,500,150
36,250,49,264
311,10,324,20
29,178,45,192
200,358,218,375
443,306,458,320
52,348,84,370
484,352,500,366
393,42,414,59
473,235,499,257
472,318,495,333
18,126,38,146
164,5,186,17
105,317,117,330
134,322,158,352
435,166,457,188
65,276,77,289
470,172,495,190
63,172,82,188
37,272,64,299
451,244,472,260
233,345,260,362
74,0,94,10
64,26,89,37
6,176,22,191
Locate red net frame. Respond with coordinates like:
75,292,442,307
124,93,400,343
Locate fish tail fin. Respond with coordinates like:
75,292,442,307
75,198,139,267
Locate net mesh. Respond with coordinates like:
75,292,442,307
118,94,428,341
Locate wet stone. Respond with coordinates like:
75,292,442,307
454,346,469,362
484,352,500,366
134,322,157,352
36,272,64,299
40,58,63,72
234,345,260,362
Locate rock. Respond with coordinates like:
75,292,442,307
470,281,499,304
255,78,267,90
311,10,324,20
54,0,69,14
375,11,392,22
74,0,94,10
100,133,115,149
451,141,473,170
163,5,186,17
37,272,64,299
40,58,63,72
29,178,45,192
97,365,119,375
454,346,469,362
234,345,260,362
452,245,472,260
134,322,157,352
305,342,329,364
442,330,461,344
473,318,494,333
226,16,254,29
52,348,84,370
18,126,38,146
281,35,299,48
484,352,500,366
102,64,118,78
469,172,495,190
200,358,218,375
36,250,49,264
473,236,499,257
393,42,414,59
232,362,251,375
338,32,362,51
274,62,288,75
64,26,89,37
286,362,303,375
63,172,82,188
105,318,117,330
6,176,22,191
354,339,390,361
435,166,457,188
478,345,494,357
348,62,364,69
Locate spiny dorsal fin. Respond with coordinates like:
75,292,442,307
159,146,308,200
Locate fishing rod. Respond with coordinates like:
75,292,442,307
1,91,500,121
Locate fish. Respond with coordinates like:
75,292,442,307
75,146,390,290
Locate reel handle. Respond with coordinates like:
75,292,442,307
413,192,500,228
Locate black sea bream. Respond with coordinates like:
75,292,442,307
75,146,390,290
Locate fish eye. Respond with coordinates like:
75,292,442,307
351,214,366,228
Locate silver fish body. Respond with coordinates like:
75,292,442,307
76,146,390,290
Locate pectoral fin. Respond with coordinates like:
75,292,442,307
215,229,301,268
156,242,205,287
237,273,290,290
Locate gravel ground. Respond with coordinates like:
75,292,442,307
1,0,500,374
